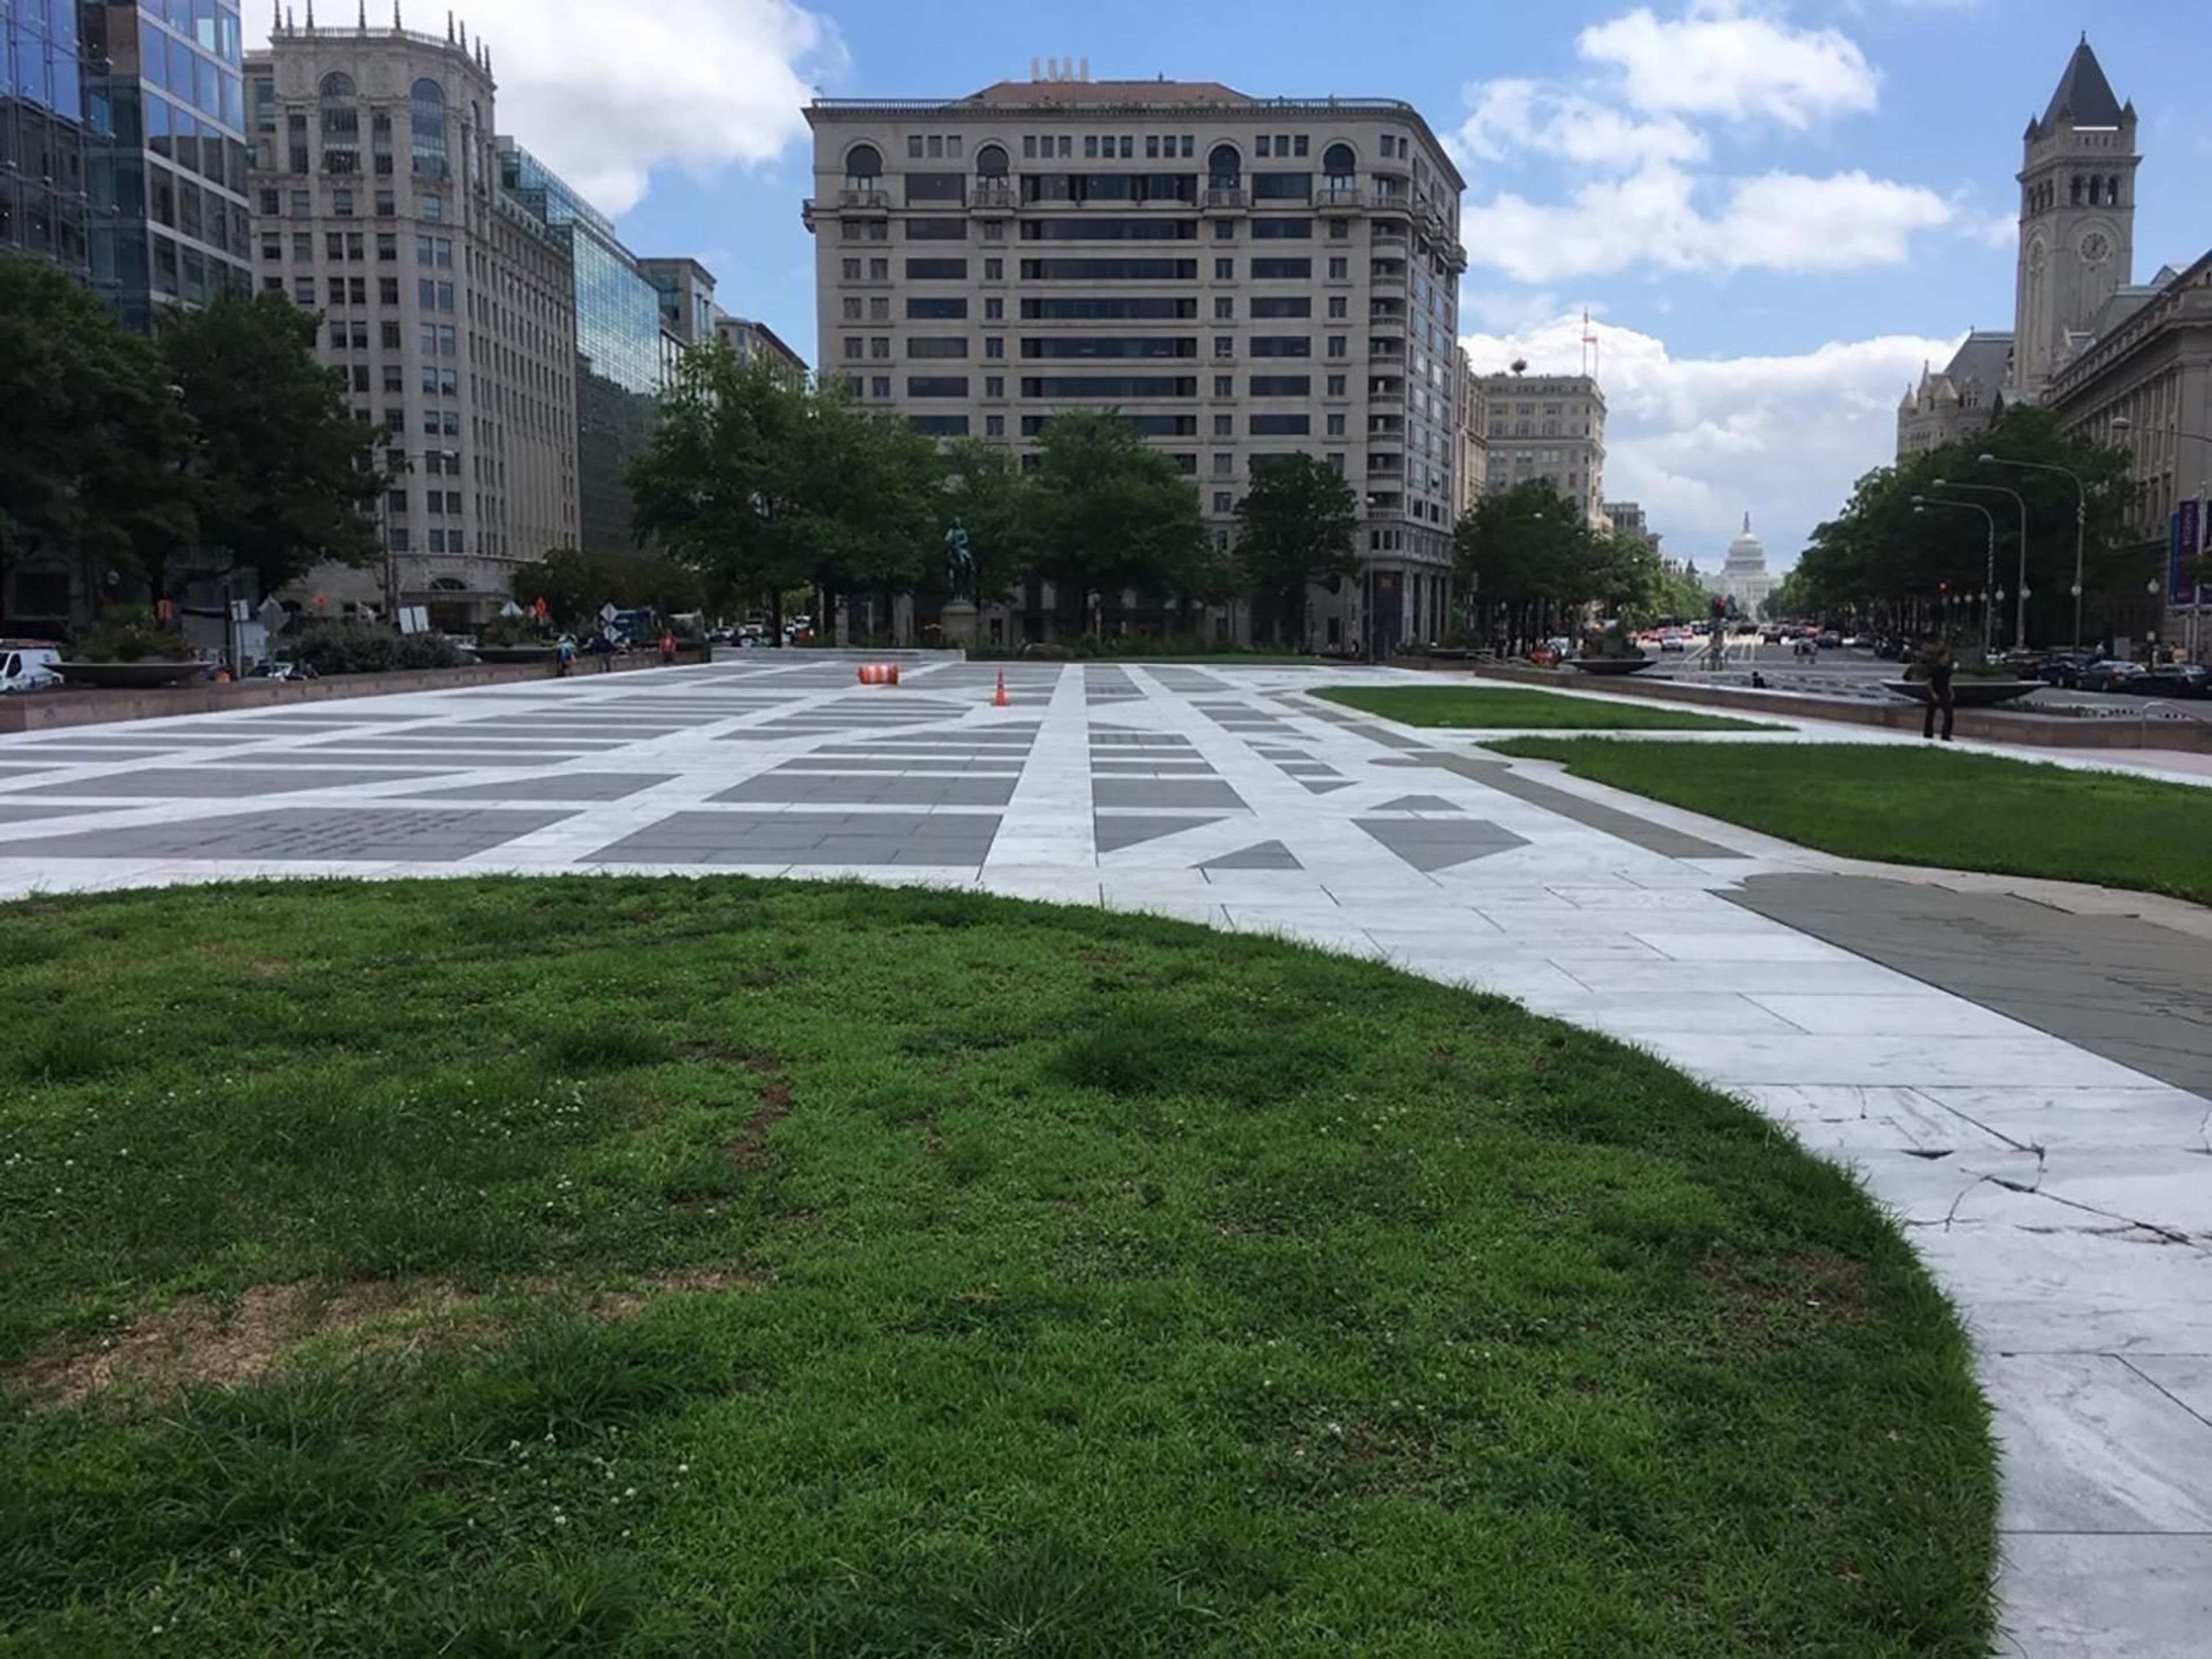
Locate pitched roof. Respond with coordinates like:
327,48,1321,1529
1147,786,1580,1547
2039,37,2125,131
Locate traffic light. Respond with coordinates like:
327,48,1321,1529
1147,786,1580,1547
1709,596,1726,619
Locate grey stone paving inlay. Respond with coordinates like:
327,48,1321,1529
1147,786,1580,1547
1092,777,1248,810
0,803,113,827
17,766,445,798
1373,794,1463,813
0,806,572,862
1384,753,1747,861
1093,814,1224,853
1199,840,1303,871
404,772,677,803
1357,816,1532,872
1723,874,2212,1099
586,810,1000,867
714,773,1018,807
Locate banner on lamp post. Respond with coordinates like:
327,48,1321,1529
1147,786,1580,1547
2173,502,2200,608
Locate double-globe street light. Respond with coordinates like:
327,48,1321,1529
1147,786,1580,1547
1911,495,1997,653
1930,476,2030,649
1978,453,2092,649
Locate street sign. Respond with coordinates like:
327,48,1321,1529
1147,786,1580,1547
257,597,289,633
598,603,619,623
399,605,431,636
498,600,525,618
228,599,252,622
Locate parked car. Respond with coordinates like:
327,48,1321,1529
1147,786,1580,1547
1658,632,1687,653
2033,651,2101,688
244,660,317,681
2137,662,2210,699
1816,631,1841,650
2075,660,2148,693
0,642,65,694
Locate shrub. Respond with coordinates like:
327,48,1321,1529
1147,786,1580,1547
66,605,196,663
289,622,462,676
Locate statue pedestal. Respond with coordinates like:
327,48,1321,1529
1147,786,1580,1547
939,600,980,650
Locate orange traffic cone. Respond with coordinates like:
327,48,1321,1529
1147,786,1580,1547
992,671,1009,709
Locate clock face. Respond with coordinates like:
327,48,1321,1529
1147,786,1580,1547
2081,231,2113,266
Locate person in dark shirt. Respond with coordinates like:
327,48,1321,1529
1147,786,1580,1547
1923,642,1956,743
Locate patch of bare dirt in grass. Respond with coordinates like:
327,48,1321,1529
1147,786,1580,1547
10,1270,767,1408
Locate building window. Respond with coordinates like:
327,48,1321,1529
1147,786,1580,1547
870,376,891,397
333,189,354,217
1214,376,1232,396
984,297,1003,320
1328,296,1347,319
986,414,1005,437
1214,258,1234,279
985,375,1004,397
1326,413,1345,437
1214,337,1234,358
842,257,861,279
870,337,891,358
1213,491,1233,513
844,337,863,359
843,297,862,320
379,276,399,304
375,191,395,217
985,337,1004,358
1213,453,1233,475
983,258,1003,279
1213,414,1233,437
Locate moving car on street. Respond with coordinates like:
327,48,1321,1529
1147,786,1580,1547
0,641,64,694
2074,660,2148,693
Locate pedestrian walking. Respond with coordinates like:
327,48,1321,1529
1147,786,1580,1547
658,628,677,666
1922,641,1956,743
555,635,576,677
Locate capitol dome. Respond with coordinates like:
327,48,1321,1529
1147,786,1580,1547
1716,513,1777,612
1724,513,1767,575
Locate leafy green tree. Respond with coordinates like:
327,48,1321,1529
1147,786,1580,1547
158,293,384,601
1796,406,2133,647
1027,410,1210,634
0,255,193,620
1454,478,1595,649
1233,453,1358,647
935,438,1035,608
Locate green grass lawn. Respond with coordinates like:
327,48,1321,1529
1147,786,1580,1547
0,879,1993,1656
1315,685,1771,732
1487,739,2212,906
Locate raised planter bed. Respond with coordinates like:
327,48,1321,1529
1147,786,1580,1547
1570,657,1657,676
1882,679,2040,708
56,661,204,690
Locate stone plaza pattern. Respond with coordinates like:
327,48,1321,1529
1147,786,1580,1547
1,658,2207,1658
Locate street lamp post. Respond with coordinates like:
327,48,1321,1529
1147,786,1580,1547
1933,478,2030,649
1979,453,2090,649
1912,495,1997,654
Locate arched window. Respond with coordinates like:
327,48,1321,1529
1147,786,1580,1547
975,142,1009,177
410,77,448,181
844,142,882,190
319,71,358,165
2109,174,2120,204
1207,143,1241,194
1322,142,1355,180
2088,176,2103,204
2070,175,2082,204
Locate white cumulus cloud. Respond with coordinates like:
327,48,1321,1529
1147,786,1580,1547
1577,1,1880,129
1453,2,1965,282
454,0,839,215
1461,312,1960,573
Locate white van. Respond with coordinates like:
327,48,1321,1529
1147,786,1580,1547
0,643,65,695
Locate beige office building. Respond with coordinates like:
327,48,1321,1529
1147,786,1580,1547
802,67,1467,654
1476,372,1607,525
247,13,578,628
1451,347,1487,524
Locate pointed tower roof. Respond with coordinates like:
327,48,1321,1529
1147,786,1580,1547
2039,36,2124,131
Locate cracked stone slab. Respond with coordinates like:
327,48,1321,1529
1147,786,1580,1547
1199,840,1303,871
0,806,573,862
1357,817,1532,872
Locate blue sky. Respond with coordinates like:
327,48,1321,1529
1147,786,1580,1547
446,0,2211,573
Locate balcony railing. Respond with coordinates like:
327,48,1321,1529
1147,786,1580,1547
1203,185,1247,210
839,185,889,209
1316,184,1362,207
970,180,1016,211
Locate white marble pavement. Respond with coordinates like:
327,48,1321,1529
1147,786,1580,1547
0,658,2206,1656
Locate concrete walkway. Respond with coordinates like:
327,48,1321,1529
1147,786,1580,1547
1,660,2206,1657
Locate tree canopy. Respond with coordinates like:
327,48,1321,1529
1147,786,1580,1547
1027,410,1215,629
1234,453,1359,646
1,257,382,624
1793,406,2134,648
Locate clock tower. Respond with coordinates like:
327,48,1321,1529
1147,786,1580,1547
2013,37,2138,398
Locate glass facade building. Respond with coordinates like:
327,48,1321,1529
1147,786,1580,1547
2,0,90,278
78,0,253,328
497,139,661,558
